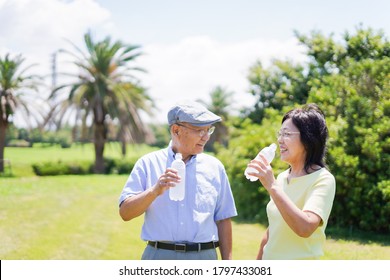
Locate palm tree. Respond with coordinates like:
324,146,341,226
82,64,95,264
0,53,41,173
198,86,234,151
49,31,153,173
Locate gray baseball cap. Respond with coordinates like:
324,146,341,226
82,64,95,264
167,101,222,127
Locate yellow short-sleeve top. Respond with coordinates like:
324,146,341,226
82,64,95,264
262,168,336,260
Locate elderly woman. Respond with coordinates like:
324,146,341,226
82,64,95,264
247,103,336,260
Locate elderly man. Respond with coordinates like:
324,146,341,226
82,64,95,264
119,101,237,260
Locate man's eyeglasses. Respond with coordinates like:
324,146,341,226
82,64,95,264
176,123,215,137
277,130,300,139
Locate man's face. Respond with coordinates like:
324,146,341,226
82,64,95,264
172,123,213,157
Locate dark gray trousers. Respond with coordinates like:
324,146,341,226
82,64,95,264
141,244,218,260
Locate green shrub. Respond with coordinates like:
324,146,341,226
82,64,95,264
32,160,92,176
32,157,137,176
218,106,390,235
7,139,31,147
111,158,136,174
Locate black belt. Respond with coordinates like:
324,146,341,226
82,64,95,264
147,241,219,252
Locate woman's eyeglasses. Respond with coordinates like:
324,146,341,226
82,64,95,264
277,131,300,139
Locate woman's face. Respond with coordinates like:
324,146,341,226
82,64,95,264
277,118,306,166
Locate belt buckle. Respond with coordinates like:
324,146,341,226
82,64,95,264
174,243,186,252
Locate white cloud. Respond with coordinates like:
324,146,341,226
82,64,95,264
1,0,307,127
0,0,112,127
137,36,306,123
0,0,112,75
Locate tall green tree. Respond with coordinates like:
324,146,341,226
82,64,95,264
50,32,153,173
245,59,310,123
306,28,390,233
0,53,41,173
218,26,390,234
245,26,382,123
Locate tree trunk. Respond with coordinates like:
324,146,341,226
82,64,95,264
94,122,106,174
118,121,127,157
0,119,7,173
121,138,127,157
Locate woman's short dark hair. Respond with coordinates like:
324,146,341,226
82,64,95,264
282,103,328,173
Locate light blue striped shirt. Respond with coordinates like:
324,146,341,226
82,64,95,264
119,146,237,243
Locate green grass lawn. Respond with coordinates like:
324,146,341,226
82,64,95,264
0,175,263,259
0,175,141,259
0,144,389,259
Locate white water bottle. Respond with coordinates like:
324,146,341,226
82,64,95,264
244,143,277,182
169,153,186,201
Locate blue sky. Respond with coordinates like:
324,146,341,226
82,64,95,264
95,0,389,43
1,0,389,124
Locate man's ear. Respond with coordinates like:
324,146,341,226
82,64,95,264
171,124,179,135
